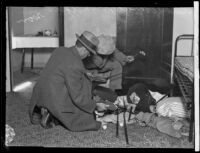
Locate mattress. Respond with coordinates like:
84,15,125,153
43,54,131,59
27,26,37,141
175,57,194,82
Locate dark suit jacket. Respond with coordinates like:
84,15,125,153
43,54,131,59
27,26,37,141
29,46,101,131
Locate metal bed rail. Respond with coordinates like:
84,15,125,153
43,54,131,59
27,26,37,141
171,34,194,85
175,34,194,56
172,34,194,142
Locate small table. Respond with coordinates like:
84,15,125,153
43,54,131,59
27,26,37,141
12,36,59,73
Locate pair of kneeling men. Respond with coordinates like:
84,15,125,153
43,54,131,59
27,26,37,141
29,31,135,132
29,31,189,138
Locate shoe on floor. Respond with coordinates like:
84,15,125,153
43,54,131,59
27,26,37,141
31,113,41,125
40,108,56,129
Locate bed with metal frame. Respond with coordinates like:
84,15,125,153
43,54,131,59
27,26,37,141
171,34,194,142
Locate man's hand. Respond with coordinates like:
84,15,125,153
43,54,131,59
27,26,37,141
93,95,101,102
96,102,109,111
126,103,137,111
86,72,93,77
114,96,136,111
85,72,94,81
114,96,128,107
126,55,135,63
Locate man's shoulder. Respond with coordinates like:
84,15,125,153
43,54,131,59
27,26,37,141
53,46,76,55
55,46,73,51
56,46,81,65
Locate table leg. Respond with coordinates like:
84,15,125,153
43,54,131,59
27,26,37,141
21,49,25,73
31,48,34,69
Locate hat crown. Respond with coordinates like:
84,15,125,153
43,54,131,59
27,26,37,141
81,31,99,47
76,31,99,55
97,34,116,55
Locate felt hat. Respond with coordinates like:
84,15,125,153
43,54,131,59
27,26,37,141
97,35,116,55
76,31,99,55
147,78,171,94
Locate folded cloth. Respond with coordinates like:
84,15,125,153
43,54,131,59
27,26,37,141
5,124,15,146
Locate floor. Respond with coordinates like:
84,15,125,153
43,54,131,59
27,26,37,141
5,68,194,148
13,68,41,86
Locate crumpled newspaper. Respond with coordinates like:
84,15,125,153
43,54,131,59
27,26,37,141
5,124,15,146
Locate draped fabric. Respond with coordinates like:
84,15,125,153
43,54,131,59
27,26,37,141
156,97,189,119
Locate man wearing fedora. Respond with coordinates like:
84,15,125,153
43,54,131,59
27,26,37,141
83,35,135,92
29,31,110,131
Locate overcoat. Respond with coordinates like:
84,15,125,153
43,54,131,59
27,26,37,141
82,48,127,90
29,46,101,131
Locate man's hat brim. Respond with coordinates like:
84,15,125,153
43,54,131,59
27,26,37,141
76,34,97,55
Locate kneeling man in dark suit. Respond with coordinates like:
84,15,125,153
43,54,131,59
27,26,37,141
29,31,109,131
